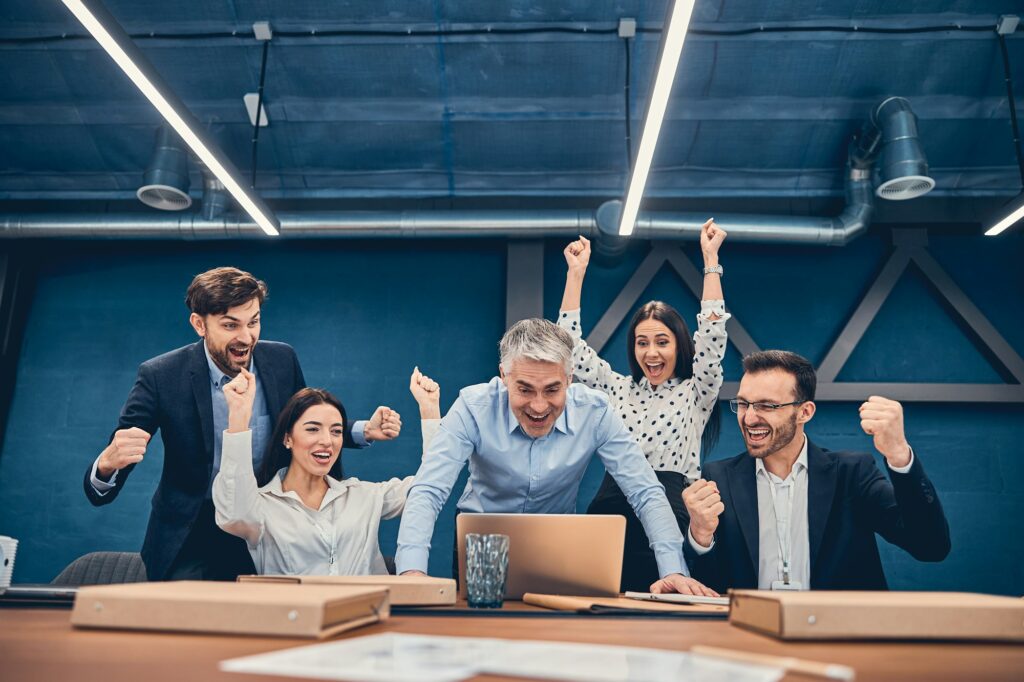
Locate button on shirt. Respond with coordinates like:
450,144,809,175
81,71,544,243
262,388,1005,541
688,435,917,590
755,438,811,590
558,300,729,480
204,345,272,498
394,377,688,577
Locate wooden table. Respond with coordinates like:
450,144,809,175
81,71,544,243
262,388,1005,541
2,607,1023,681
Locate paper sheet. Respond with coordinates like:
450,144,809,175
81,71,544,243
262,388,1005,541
221,633,783,682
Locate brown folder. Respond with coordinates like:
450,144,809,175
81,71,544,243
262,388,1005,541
523,592,728,616
729,590,1024,642
238,574,457,606
71,581,389,639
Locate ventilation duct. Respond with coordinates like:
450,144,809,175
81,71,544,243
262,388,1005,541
137,126,192,211
200,168,229,221
855,97,935,201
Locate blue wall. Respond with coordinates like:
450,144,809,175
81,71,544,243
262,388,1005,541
0,229,1022,595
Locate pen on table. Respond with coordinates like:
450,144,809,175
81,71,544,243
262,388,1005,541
690,645,856,681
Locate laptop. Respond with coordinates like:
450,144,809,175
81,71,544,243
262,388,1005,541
456,513,625,600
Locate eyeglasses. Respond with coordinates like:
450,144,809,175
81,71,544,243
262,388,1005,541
729,399,805,414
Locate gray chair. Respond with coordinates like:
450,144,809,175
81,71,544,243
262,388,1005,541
51,551,147,585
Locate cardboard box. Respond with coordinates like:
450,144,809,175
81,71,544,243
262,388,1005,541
238,574,457,606
729,590,1024,642
71,581,389,638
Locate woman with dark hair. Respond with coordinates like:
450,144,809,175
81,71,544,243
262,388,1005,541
557,219,728,590
212,367,440,575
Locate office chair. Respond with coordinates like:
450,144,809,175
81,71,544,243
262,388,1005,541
51,551,147,585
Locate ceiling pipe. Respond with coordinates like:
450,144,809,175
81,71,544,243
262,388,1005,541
590,164,873,257
2,120,890,243
0,180,872,242
0,186,872,242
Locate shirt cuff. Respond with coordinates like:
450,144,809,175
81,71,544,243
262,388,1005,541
351,420,370,447
90,456,118,493
395,547,430,575
698,299,729,321
687,527,715,555
887,446,915,474
653,548,687,578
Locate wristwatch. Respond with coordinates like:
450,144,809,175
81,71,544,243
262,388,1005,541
703,265,723,276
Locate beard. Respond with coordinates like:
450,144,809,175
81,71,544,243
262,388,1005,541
745,411,798,459
208,343,251,377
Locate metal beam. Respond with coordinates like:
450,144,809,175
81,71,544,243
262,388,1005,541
909,247,1024,384
662,244,761,357
505,240,545,329
816,248,912,382
585,248,666,353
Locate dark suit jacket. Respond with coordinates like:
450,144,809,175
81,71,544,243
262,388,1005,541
82,340,351,581
684,441,950,592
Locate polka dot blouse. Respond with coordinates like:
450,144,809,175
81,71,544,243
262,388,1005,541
558,300,729,480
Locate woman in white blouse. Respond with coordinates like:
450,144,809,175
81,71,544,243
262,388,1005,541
212,367,440,576
558,219,728,590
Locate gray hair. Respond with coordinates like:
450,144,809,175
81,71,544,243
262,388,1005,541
499,318,574,375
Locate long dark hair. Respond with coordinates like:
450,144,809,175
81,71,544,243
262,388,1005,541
257,388,348,487
626,300,721,458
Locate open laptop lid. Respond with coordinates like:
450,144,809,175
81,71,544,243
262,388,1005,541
456,513,625,600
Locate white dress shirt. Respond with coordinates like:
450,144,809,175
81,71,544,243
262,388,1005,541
212,421,438,576
689,435,915,590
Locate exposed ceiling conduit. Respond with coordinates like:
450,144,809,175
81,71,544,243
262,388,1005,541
0,164,872,244
9,98,938,245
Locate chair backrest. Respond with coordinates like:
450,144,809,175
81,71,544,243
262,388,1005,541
51,551,147,586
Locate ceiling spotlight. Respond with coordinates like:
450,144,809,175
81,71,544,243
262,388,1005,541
137,126,192,211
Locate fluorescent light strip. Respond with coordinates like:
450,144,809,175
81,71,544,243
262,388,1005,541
618,0,697,237
62,0,279,236
984,198,1024,236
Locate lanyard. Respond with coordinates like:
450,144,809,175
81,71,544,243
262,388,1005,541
765,473,797,585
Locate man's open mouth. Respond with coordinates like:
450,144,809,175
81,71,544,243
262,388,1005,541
524,411,550,425
228,345,250,361
745,426,771,444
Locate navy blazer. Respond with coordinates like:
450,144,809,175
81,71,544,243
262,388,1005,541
684,441,950,593
83,340,328,581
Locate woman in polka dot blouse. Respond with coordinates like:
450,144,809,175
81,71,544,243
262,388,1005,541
557,219,729,590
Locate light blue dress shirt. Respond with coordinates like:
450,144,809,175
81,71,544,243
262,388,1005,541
204,345,272,498
395,377,688,577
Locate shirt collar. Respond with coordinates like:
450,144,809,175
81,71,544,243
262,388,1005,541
262,467,350,509
755,434,809,482
637,375,683,392
203,342,256,388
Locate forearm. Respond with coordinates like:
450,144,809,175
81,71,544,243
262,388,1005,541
212,430,264,545
394,486,446,574
560,268,585,312
700,251,724,308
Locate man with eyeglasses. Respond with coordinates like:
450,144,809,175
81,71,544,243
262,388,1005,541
675,350,950,593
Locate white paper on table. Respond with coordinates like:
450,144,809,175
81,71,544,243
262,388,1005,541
221,633,783,682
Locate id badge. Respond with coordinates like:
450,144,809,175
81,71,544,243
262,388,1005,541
771,580,803,591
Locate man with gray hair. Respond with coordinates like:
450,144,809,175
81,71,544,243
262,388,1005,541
395,318,715,595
